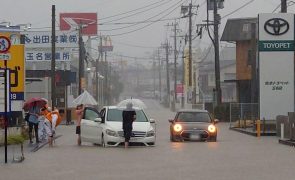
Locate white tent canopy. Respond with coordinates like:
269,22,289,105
73,90,98,106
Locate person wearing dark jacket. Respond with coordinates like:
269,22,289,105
122,103,136,148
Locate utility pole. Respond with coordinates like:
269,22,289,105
78,23,84,95
167,21,179,111
153,56,156,97
105,51,108,104
281,0,287,13
99,35,104,104
181,49,185,108
95,35,102,103
188,3,192,89
162,41,170,107
135,58,139,90
51,5,56,107
213,0,222,105
250,22,257,120
181,1,199,107
158,49,162,101
174,22,178,109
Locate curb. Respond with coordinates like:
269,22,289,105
278,139,295,147
31,135,62,152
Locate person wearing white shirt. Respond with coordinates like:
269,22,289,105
41,107,59,147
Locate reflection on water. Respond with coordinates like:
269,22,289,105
207,142,218,149
170,141,219,151
171,142,184,151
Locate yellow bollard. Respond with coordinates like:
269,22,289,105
256,119,261,137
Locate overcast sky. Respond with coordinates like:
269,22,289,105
0,0,290,62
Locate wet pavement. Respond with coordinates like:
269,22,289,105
1,99,295,180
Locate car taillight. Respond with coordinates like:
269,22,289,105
208,124,216,133
173,124,182,132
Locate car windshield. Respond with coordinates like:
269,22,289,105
176,112,211,123
107,109,148,122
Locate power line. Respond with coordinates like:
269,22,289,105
28,17,181,31
222,0,255,19
111,53,153,61
99,0,168,21
100,0,173,24
108,0,186,37
112,41,159,49
100,0,185,32
99,17,181,26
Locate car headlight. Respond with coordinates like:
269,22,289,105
208,124,216,133
146,130,155,137
173,124,182,132
106,129,118,137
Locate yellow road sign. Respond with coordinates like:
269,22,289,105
0,32,21,45
0,45,25,93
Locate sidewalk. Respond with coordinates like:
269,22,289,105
0,140,34,164
0,134,62,164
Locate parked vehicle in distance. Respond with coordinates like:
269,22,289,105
81,106,156,147
168,109,218,142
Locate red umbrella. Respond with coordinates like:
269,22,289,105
23,97,48,111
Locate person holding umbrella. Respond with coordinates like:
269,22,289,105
122,102,136,148
23,97,48,144
28,102,40,144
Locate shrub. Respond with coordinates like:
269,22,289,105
7,134,25,145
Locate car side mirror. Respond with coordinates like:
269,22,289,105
214,119,219,124
150,119,155,123
94,117,102,123
168,119,174,123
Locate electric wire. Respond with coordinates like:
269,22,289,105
112,40,159,49
222,0,255,19
100,0,173,24
100,0,185,32
99,17,181,25
108,0,186,37
99,0,168,21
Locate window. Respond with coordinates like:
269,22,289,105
107,109,148,122
84,108,100,121
176,112,211,122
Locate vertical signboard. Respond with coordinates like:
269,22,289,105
0,69,10,114
0,45,25,111
259,13,294,120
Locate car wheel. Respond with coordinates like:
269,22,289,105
101,134,106,147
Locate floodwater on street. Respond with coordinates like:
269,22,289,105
1,99,295,180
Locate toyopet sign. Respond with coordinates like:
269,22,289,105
259,13,294,120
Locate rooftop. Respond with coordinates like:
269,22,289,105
221,17,257,42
